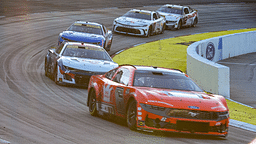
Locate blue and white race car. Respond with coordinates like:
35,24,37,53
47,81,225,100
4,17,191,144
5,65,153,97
113,9,166,37
58,21,113,51
157,4,198,30
45,42,118,86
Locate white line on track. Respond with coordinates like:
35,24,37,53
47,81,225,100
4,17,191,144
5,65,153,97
218,62,256,66
0,138,10,144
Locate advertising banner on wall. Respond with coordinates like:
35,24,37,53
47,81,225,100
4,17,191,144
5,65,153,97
200,38,223,62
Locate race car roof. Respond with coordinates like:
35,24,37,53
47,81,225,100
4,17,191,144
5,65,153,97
136,66,182,73
163,4,184,10
130,9,154,14
120,65,183,74
74,21,102,27
64,42,104,49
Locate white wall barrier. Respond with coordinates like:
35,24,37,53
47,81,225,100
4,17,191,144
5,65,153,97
187,31,256,98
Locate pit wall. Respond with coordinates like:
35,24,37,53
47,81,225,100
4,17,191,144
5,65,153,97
187,31,256,98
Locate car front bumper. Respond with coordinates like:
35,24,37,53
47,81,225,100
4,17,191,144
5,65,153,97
113,23,149,36
57,66,105,86
165,20,178,29
137,103,229,136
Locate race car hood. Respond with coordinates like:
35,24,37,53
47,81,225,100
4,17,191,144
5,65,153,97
61,57,118,73
137,88,228,111
158,12,181,21
115,16,150,27
60,31,104,43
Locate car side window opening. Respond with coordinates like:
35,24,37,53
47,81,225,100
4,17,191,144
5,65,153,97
105,68,118,80
103,26,107,35
119,68,130,85
156,12,161,19
113,70,123,83
184,8,189,14
56,43,65,54
153,13,158,20
113,68,130,85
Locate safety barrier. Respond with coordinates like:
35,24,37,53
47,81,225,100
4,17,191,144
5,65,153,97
187,31,256,98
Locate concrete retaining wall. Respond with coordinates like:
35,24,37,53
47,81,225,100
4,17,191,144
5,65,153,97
187,31,256,98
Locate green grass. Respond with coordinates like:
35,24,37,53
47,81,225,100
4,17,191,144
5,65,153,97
113,28,256,125
227,99,256,125
113,28,256,73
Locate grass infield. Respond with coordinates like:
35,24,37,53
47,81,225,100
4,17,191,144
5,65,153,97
113,28,256,125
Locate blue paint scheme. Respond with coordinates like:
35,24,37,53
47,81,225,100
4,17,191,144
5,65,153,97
58,21,113,51
59,31,105,47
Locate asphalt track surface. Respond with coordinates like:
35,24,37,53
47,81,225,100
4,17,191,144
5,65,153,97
0,0,256,144
219,53,256,108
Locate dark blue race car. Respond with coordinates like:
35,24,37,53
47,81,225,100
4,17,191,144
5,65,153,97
58,21,113,51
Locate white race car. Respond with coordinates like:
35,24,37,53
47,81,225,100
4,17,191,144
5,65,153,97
113,9,166,37
44,42,118,87
157,4,198,30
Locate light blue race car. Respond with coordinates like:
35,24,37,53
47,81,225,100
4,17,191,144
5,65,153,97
58,21,113,51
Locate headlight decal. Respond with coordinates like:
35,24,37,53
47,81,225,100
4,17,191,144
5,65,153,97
140,103,229,121
140,103,167,117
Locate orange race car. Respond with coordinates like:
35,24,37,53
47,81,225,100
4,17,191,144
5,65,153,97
87,65,229,137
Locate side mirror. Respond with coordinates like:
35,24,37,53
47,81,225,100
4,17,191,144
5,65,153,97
48,49,54,53
108,30,112,35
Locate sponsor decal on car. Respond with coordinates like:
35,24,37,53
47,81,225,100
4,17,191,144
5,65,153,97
89,61,100,64
148,100,173,107
161,91,203,99
211,105,224,109
188,106,200,109
103,84,113,102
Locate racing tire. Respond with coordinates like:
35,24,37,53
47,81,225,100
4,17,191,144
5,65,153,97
192,17,198,27
103,41,108,51
127,100,137,130
222,133,228,139
176,21,182,30
88,90,97,116
145,26,152,38
160,23,166,34
44,60,49,77
105,40,112,52
54,67,60,85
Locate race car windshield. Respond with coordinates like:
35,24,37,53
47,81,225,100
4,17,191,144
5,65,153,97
133,70,203,92
157,7,182,15
68,24,103,35
62,46,112,61
124,11,151,20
